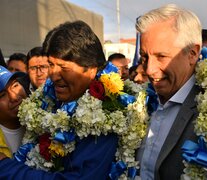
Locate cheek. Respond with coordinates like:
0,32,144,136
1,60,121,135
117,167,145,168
0,102,8,113
17,86,27,98
29,74,35,80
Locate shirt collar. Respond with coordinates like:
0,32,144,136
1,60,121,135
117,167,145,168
169,75,195,104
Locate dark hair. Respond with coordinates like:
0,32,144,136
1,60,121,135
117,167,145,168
129,65,138,75
8,53,27,65
26,47,46,66
108,53,126,62
0,49,7,68
42,21,106,68
202,29,207,43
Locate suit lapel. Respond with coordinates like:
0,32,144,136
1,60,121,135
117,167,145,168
155,85,199,171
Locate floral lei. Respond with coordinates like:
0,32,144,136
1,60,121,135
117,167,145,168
15,62,156,179
181,47,207,180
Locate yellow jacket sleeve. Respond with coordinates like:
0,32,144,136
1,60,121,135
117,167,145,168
0,128,12,158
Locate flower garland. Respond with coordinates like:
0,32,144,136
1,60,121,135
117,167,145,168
15,62,151,179
181,55,207,179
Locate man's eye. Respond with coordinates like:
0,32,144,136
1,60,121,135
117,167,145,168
12,82,20,87
48,62,54,67
158,55,166,59
29,66,36,71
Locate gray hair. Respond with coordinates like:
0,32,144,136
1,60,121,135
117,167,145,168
136,4,202,49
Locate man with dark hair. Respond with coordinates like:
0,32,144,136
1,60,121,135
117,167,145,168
26,46,49,91
0,49,7,68
7,53,27,73
202,29,207,47
129,64,138,81
108,53,130,80
0,20,118,180
133,63,148,84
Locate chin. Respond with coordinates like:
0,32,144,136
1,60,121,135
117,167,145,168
56,95,70,102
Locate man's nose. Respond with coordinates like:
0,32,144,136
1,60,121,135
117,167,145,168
49,65,61,82
145,56,158,76
8,89,19,102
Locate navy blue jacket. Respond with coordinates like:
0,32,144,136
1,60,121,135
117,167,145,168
0,134,118,180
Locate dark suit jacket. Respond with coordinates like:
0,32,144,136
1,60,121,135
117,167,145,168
137,85,200,180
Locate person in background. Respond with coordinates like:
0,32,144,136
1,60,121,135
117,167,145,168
108,53,130,80
129,63,148,84
7,53,27,73
202,29,207,47
26,47,49,91
134,63,148,84
0,66,27,157
129,64,138,81
135,4,201,180
0,20,118,180
0,49,7,68
133,63,148,84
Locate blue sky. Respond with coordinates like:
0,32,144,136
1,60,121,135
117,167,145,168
68,0,207,42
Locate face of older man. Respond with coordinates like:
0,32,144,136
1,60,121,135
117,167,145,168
47,56,97,102
140,19,199,103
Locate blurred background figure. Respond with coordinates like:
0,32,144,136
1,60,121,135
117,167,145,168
0,49,7,68
26,47,49,91
0,65,27,158
129,63,148,84
7,53,27,73
202,29,207,47
199,29,207,60
134,63,148,84
108,53,130,80
129,65,138,81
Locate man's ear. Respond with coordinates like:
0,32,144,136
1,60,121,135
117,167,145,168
89,67,98,79
189,44,200,65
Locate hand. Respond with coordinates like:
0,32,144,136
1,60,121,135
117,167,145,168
0,152,7,160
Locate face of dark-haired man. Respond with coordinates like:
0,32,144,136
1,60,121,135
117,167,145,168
28,56,49,89
48,57,97,102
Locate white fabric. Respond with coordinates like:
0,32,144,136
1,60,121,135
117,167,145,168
0,125,25,153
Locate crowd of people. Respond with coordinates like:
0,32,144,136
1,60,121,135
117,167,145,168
0,3,207,180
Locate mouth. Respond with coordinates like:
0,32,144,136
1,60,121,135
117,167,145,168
150,77,166,83
153,78,162,82
54,84,68,93
37,78,46,82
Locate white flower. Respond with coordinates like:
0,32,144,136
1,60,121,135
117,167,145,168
17,76,149,179
182,59,207,179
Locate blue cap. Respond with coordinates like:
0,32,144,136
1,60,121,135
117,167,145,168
0,65,26,92
201,46,207,59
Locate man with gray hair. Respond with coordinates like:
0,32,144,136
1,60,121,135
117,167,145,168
136,4,202,180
